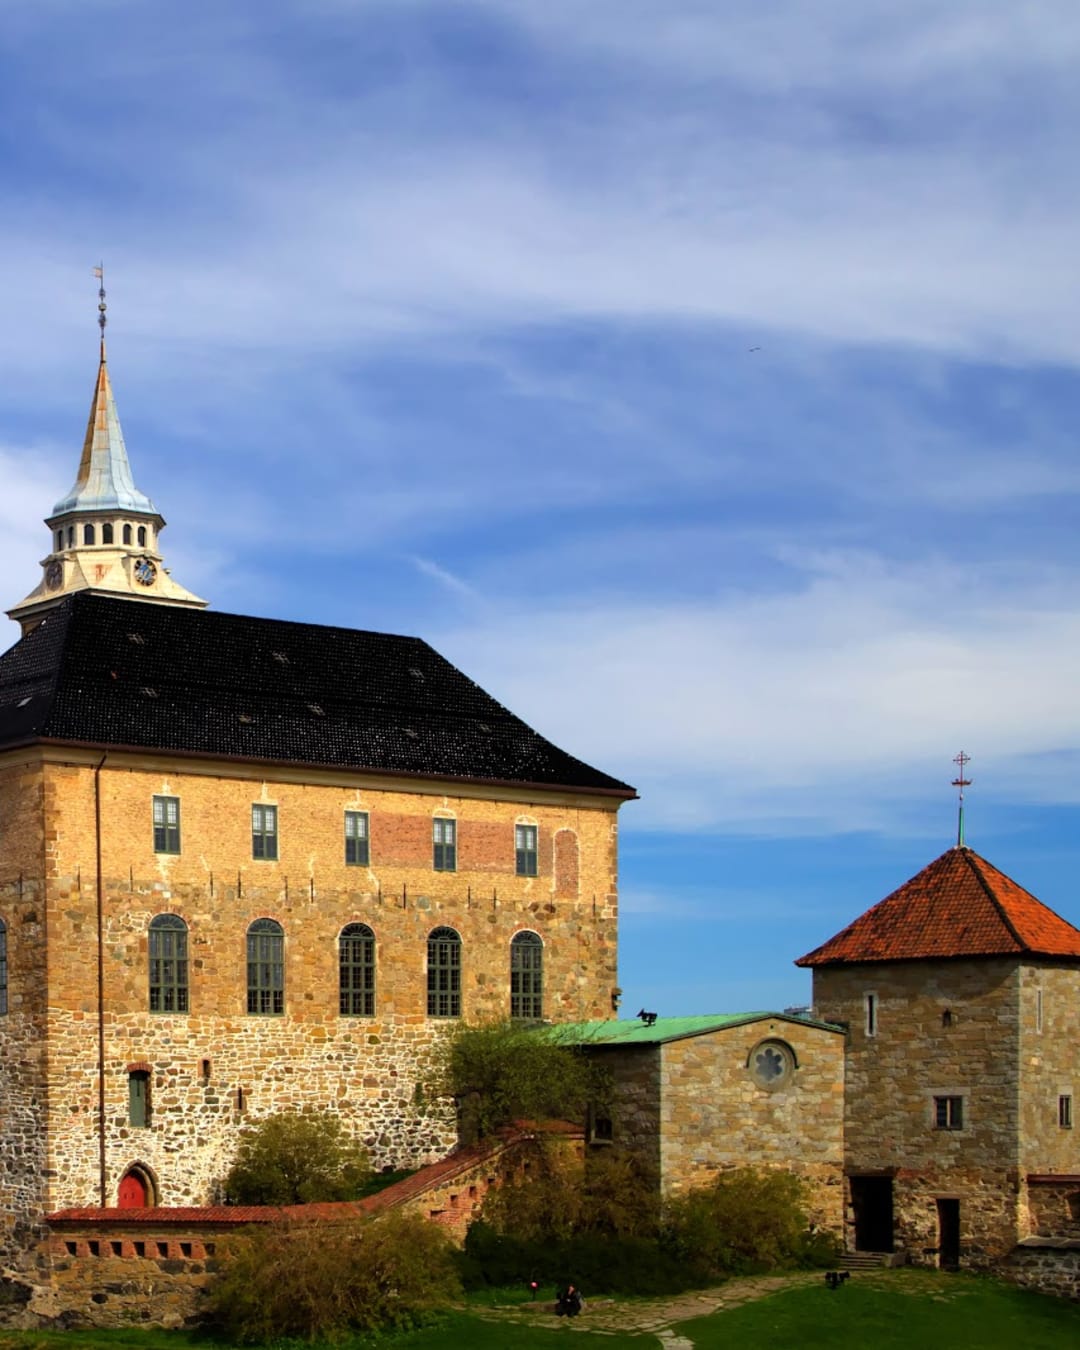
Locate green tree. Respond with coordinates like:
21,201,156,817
436,1020,602,1143
223,1109,371,1205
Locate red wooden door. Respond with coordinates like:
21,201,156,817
117,1172,148,1208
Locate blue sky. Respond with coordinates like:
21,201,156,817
4,1,1080,1015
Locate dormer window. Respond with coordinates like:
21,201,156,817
84,524,95,545
123,524,132,545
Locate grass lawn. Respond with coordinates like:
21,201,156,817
0,1270,1077,1349
676,1270,1080,1350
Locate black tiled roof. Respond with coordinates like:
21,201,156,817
0,594,635,797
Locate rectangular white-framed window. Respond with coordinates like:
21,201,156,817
344,810,369,866
865,992,877,1037
515,824,538,877
1060,1094,1073,1129
252,804,278,860
153,795,181,854
433,818,456,872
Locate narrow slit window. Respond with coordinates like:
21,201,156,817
0,919,8,1015
515,824,538,877
252,804,278,860
1060,1095,1073,1129
344,810,370,866
128,1070,150,1127
865,992,877,1037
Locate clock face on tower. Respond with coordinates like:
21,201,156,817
134,557,158,586
45,560,63,590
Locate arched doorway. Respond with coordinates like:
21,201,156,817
117,1165,154,1209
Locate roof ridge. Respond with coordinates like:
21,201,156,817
963,848,1026,952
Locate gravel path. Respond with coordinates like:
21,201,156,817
472,1270,824,1337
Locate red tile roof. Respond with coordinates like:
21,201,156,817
796,846,1080,967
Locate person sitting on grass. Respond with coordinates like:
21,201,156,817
556,1284,583,1317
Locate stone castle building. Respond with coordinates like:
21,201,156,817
798,844,1080,1270
3,297,1080,1321
0,318,635,1267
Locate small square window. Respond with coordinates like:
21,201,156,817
433,818,456,872
252,804,278,860
1060,1094,1073,1129
515,824,538,877
153,795,181,854
345,811,370,866
934,1095,963,1130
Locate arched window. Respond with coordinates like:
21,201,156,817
511,931,543,1020
339,923,375,1016
247,919,284,1015
55,530,63,551
66,526,74,547
102,523,114,544
137,525,147,547
123,523,132,545
84,523,95,545
0,919,7,1015
149,914,188,1013
427,927,461,1018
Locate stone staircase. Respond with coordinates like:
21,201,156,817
840,1250,907,1270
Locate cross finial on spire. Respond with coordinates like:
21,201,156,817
951,751,972,848
93,264,106,356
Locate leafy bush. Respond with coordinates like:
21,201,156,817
208,1211,462,1342
436,1020,601,1143
223,1109,371,1205
662,1167,813,1275
480,1142,659,1242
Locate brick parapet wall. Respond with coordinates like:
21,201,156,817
7,1125,583,1329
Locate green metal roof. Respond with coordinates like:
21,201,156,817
543,1011,843,1048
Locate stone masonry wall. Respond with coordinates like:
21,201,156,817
812,958,1023,1263
0,749,624,1263
1017,962,1080,1237
0,763,49,1264
659,1020,844,1233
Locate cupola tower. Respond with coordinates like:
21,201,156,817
7,271,206,635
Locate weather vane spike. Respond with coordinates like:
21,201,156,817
93,263,106,352
951,751,972,848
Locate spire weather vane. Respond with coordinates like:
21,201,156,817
93,264,106,349
951,751,972,848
